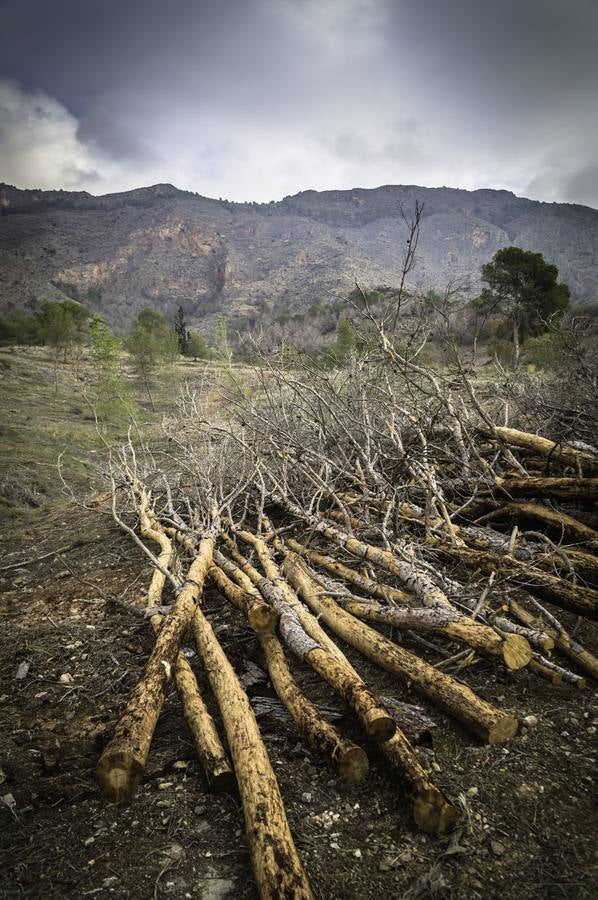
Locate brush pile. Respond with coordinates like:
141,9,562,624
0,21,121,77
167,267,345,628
94,339,598,899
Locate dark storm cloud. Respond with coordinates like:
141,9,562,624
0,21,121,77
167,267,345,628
0,0,596,205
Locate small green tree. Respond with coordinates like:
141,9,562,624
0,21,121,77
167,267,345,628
126,308,179,410
214,315,231,363
35,300,89,392
335,316,358,362
89,316,135,422
173,305,189,354
0,313,37,346
185,331,209,361
37,300,89,361
474,247,570,364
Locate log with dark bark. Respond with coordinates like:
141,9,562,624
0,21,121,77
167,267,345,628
495,476,598,502
435,543,598,620
492,426,598,475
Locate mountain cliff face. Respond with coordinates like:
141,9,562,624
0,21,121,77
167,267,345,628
1,182,596,332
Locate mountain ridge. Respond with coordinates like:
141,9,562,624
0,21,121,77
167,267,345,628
1,181,596,332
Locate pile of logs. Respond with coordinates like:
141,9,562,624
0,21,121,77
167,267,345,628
94,352,598,899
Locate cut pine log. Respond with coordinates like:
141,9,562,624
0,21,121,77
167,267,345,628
381,730,457,835
228,534,396,743
135,499,234,792
222,537,456,833
495,476,598,502
280,549,518,744
509,598,598,680
435,543,598,620
191,605,314,900
493,426,598,475
475,501,598,552
96,531,216,804
276,505,531,670
210,563,368,784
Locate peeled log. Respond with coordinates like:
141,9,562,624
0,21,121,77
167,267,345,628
281,551,517,744
96,535,215,803
191,606,313,899
209,563,368,784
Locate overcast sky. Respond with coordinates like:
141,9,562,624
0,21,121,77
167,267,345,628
0,0,597,206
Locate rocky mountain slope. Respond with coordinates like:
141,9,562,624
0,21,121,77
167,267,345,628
1,182,597,332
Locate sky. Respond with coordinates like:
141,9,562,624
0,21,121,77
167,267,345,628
0,0,597,206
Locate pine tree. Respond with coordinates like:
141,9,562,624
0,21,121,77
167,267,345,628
174,306,188,354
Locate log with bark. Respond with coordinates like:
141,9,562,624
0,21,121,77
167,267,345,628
209,561,369,784
97,527,217,803
227,533,397,743
222,536,456,833
275,501,532,670
136,496,234,792
494,476,598,502
434,543,598,620
492,426,598,476
190,604,314,899
280,549,518,744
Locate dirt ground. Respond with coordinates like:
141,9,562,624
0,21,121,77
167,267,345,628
0,349,597,899
1,507,597,900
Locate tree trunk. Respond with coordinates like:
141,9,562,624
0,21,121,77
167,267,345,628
493,427,598,475
476,501,598,551
209,562,368,784
495,476,598,502
96,535,215,803
435,543,598,620
381,731,457,836
281,551,518,744
509,598,598,680
281,517,531,670
191,605,314,900
512,317,520,366
229,533,397,743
